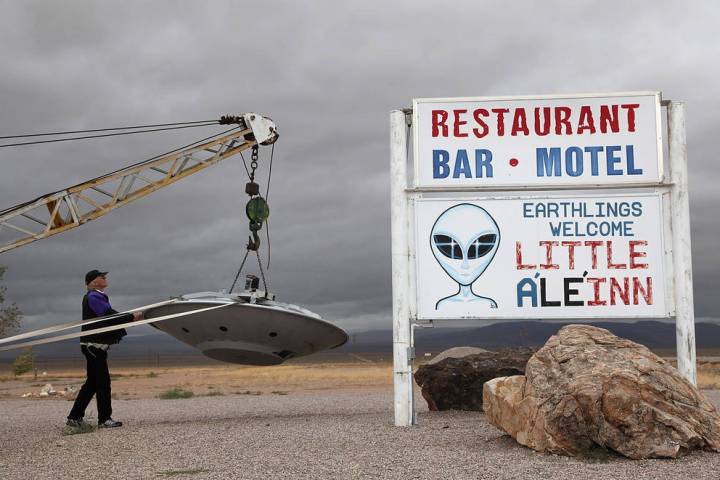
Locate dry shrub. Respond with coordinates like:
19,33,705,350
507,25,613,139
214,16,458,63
159,387,194,399
62,421,96,436
12,347,33,376
698,368,720,390
213,363,393,388
158,468,210,477
202,391,225,397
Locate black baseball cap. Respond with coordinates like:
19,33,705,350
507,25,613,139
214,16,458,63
85,269,108,285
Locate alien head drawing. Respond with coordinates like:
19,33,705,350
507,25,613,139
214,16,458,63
430,203,500,310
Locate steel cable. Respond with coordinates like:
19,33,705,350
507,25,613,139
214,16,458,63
264,143,275,270
0,119,219,140
228,249,251,294
0,123,219,148
256,248,268,296
0,303,231,353
0,298,177,345
0,126,243,216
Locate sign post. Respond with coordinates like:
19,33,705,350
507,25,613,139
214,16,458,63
391,92,696,426
390,109,414,426
668,101,696,384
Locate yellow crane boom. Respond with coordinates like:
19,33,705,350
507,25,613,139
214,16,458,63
0,113,278,254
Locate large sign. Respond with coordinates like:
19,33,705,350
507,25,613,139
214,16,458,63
413,92,663,188
393,95,695,427
414,193,671,319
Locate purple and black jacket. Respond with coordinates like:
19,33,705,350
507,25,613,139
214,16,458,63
80,290,131,345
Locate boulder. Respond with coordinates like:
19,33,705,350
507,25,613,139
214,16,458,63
39,383,56,397
59,385,77,399
414,347,533,411
427,346,490,365
483,324,720,459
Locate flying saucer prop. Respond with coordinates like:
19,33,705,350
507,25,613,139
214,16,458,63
144,291,348,365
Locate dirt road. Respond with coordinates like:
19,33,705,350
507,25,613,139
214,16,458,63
1,388,719,479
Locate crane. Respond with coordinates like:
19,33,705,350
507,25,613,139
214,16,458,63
0,113,348,364
0,113,278,254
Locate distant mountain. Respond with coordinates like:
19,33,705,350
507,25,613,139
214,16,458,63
0,332,197,363
339,321,720,353
3,321,719,363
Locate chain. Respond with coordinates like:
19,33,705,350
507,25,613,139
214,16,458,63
249,145,259,181
228,249,251,293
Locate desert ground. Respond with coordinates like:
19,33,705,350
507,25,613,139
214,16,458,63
1,355,719,479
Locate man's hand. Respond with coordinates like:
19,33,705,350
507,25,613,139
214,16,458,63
133,311,144,321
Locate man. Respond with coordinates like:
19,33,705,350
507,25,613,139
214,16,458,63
66,270,142,429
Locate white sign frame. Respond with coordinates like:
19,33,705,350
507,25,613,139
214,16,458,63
412,91,664,189
413,191,674,320
390,95,696,427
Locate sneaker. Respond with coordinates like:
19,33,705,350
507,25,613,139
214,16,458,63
98,418,123,428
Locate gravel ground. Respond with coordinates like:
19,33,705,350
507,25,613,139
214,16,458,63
1,388,719,479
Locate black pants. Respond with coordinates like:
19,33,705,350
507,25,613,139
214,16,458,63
67,345,112,422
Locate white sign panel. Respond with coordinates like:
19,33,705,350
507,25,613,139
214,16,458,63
415,193,671,319
414,92,663,188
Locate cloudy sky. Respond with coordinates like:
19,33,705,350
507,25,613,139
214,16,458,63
0,1,718,340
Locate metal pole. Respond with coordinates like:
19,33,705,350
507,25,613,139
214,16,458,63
668,101,697,385
390,110,414,426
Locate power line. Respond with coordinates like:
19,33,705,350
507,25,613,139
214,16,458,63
0,119,219,139
0,122,220,148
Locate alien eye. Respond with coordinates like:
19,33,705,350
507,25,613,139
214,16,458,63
467,233,497,259
433,234,463,259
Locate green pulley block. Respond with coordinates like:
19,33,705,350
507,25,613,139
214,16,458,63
246,196,270,224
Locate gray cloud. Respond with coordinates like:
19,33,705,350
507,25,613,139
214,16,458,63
0,1,718,340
